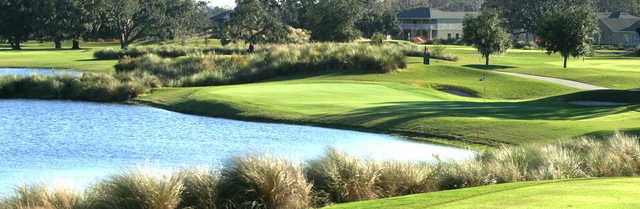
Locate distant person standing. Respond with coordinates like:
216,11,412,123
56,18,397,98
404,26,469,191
248,43,255,54
423,47,430,65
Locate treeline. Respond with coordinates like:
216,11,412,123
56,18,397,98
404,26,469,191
0,0,208,50
1,133,639,209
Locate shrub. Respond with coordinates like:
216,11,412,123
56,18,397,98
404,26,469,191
371,32,386,45
89,169,183,209
121,43,407,87
305,148,379,205
217,154,312,209
94,48,125,60
93,47,200,60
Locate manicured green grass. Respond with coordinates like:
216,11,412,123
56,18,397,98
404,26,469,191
324,178,640,209
138,75,640,146
0,40,120,73
448,47,640,90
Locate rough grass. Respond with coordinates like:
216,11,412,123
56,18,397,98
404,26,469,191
118,43,407,87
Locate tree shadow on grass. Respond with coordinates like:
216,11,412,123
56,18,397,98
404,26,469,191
76,59,101,62
463,64,516,70
317,100,633,130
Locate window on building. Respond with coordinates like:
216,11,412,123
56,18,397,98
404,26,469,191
456,33,460,39
448,33,452,40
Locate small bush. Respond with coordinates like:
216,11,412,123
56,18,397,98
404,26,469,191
217,154,312,209
94,48,126,60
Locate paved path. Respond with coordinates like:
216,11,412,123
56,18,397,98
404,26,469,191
494,71,609,90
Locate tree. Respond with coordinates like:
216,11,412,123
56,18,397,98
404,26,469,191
32,0,90,49
356,1,402,38
462,9,510,66
102,0,204,49
224,0,290,44
308,0,364,42
0,0,37,50
484,0,593,36
536,6,598,68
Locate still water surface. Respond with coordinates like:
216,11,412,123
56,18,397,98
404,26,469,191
0,68,84,76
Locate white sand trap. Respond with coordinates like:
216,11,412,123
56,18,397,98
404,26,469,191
569,101,629,106
440,89,478,98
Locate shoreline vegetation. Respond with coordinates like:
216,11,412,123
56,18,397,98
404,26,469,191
1,132,638,209
1,43,409,103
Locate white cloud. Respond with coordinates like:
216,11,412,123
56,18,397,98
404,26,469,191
208,0,235,8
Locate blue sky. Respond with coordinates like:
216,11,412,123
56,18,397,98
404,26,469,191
208,0,235,8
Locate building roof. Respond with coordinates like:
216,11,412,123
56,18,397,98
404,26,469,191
397,7,477,19
598,12,640,32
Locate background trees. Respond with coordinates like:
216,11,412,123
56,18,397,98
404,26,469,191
0,0,205,50
224,0,290,44
462,10,510,66
536,6,599,68
0,0,36,50
102,0,205,49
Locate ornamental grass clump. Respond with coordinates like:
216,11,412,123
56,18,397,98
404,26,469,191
305,148,380,205
178,169,219,209
88,169,184,209
375,161,439,198
0,183,87,209
0,74,147,102
217,154,312,209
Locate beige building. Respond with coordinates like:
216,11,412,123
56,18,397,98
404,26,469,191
396,8,477,41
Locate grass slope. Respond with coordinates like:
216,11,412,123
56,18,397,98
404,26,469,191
325,178,640,209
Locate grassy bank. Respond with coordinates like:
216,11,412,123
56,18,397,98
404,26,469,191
2,133,639,209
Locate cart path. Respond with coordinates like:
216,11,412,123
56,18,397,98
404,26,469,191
495,71,609,90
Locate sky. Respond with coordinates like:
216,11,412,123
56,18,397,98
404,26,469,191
208,0,235,8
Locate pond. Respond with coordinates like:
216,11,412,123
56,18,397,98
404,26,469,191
0,99,473,194
0,68,84,76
